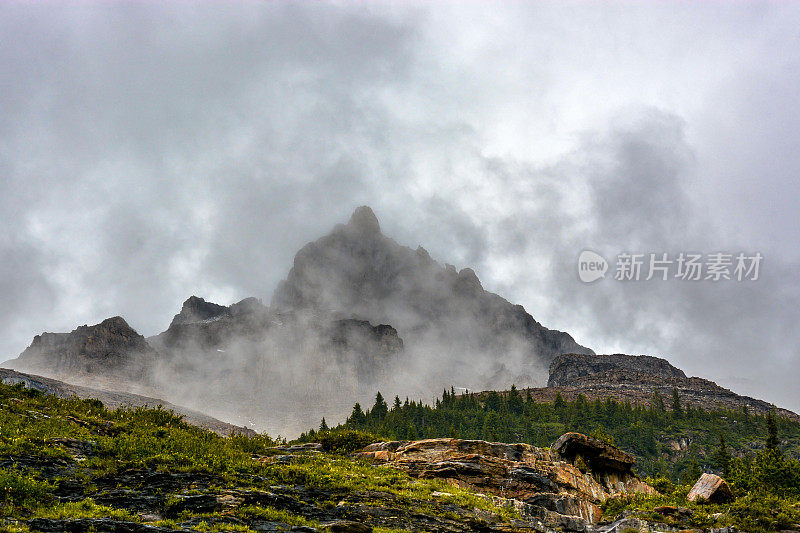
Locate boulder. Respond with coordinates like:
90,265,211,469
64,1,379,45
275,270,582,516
552,432,635,473
687,473,734,503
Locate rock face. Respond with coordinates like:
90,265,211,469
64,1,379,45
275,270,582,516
687,473,733,503
273,206,593,388
326,319,403,383
170,296,230,326
150,296,272,352
548,353,686,387
7,317,156,382
355,435,656,528
150,295,403,385
552,432,635,473
540,353,796,419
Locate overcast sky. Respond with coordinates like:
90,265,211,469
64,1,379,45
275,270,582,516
2,2,799,412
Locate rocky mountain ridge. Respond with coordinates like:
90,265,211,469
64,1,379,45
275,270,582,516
2,207,598,433
9,317,157,382
484,352,797,420
272,206,593,371
3,207,794,433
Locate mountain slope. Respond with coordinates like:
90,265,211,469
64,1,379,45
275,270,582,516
2,206,595,435
0,367,253,436
273,206,592,387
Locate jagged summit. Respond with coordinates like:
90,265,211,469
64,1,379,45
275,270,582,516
171,296,229,326
346,205,381,236
273,206,593,380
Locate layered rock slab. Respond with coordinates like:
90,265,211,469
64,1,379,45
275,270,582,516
355,436,655,527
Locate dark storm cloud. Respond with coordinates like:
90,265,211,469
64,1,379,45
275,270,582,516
1,2,799,418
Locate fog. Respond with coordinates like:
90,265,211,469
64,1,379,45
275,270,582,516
2,3,800,429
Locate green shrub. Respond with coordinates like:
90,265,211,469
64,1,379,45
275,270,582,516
0,468,54,516
317,429,379,454
646,476,676,495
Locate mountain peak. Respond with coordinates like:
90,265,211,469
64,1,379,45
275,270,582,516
346,206,381,236
171,296,228,326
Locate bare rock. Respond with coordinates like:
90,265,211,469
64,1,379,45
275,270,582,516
355,435,655,525
548,353,686,387
687,473,733,503
271,205,593,383
7,317,157,381
543,353,798,420
552,432,635,473
170,296,230,326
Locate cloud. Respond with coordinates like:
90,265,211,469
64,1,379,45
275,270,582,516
1,2,799,421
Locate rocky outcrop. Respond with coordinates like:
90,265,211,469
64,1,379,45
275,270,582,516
548,353,686,387
540,353,797,419
6,317,157,382
169,296,230,326
552,432,635,473
354,435,656,528
326,319,403,384
150,296,272,352
687,473,733,503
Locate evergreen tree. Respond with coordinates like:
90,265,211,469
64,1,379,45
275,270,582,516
714,433,731,478
671,388,682,416
393,395,402,411
651,391,665,413
766,408,780,451
319,417,328,431
484,391,504,412
554,392,565,411
508,385,524,414
372,392,388,420
348,402,366,426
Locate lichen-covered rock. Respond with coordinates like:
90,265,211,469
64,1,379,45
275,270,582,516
355,435,656,526
687,473,733,503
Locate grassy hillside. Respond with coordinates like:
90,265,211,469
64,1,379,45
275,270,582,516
0,381,523,533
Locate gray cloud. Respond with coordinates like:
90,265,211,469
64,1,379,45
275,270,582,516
2,3,799,417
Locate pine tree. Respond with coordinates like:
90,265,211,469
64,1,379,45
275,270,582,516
671,388,682,416
348,402,366,426
372,392,388,420
319,417,328,431
714,434,731,478
508,384,524,414
393,395,402,411
651,391,665,413
766,408,780,451
554,392,565,411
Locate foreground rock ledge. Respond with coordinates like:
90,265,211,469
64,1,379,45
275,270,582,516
354,434,656,528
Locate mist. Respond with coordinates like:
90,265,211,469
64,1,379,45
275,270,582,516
2,3,800,430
